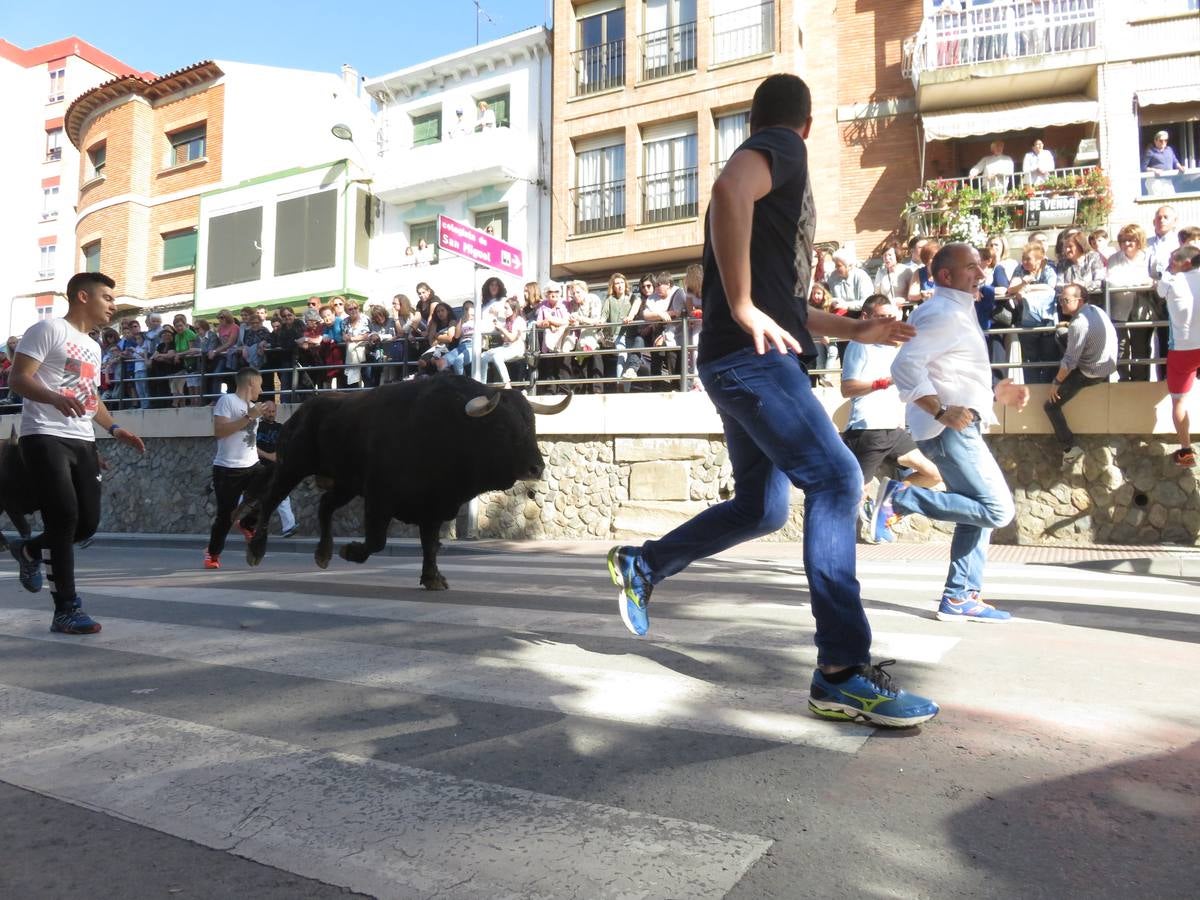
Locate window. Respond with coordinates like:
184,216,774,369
38,244,56,279
575,139,626,233
408,221,439,261
206,207,263,288
45,128,63,162
42,185,60,220
641,125,699,224
411,110,442,147
166,124,206,168
713,110,749,174
642,0,698,80
476,91,510,129
83,241,101,273
274,189,337,276
48,67,65,102
1138,111,1200,196
37,306,55,322
576,5,626,95
87,142,106,180
474,208,509,241
711,1,775,64
354,189,372,269
162,229,198,271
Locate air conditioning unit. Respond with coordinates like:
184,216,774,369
1074,138,1100,166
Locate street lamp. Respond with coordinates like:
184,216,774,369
330,123,354,142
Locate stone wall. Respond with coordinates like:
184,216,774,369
56,432,1199,547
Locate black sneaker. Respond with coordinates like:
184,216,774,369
51,601,101,635
9,537,43,593
281,526,299,538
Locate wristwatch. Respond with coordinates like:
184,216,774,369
934,407,948,421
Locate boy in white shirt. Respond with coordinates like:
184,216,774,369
7,272,145,634
204,367,268,569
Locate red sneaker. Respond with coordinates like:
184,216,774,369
237,521,254,542
203,551,220,569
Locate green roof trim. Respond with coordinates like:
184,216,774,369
201,159,351,198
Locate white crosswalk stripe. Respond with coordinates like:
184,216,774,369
0,684,771,900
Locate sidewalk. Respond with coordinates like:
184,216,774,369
86,532,1200,578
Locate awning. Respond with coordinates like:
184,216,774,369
921,95,1099,142
1136,85,1200,109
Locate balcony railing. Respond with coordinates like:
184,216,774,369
712,1,775,64
572,180,627,235
903,0,1098,87
641,21,698,81
573,39,626,96
903,166,1109,239
640,168,699,225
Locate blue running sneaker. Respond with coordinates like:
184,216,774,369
937,593,1012,623
607,545,652,636
50,600,101,635
809,660,939,728
9,537,43,593
866,478,903,544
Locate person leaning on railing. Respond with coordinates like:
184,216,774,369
600,272,637,385
362,304,397,388
480,297,527,390
566,279,606,393
263,307,303,399
534,281,571,393
1007,242,1059,384
1055,231,1105,297
1104,223,1154,380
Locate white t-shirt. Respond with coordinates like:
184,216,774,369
17,318,103,442
841,340,905,430
1159,269,1200,352
212,393,259,468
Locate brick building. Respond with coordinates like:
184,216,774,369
66,60,374,317
0,37,150,337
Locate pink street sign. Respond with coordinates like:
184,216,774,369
437,214,524,279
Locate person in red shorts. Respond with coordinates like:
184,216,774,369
1157,246,1200,466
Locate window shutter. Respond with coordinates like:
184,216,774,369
163,231,198,270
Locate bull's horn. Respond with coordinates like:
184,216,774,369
526,393,571,415
465,393,502,417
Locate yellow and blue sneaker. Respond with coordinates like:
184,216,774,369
607,545,652,636
809,660,939,728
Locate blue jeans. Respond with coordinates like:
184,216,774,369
639,348,872,667
890,424,1015,601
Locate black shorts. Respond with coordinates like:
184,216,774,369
841,427,917,481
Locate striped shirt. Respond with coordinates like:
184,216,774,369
1061,303,1118,379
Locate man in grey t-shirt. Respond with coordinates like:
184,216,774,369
1045,284,1118,464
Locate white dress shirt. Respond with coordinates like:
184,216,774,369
1147,231,1179,281
1022,149,1056,186
969,153,1015,191
891,286,998,441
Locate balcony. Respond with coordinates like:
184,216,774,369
375,255,483,305
372,126,528,205
903,0,1101,111
639,168,699,225
902,166,1109,239
640,21,697,81
572,39,626,96
572,180,626,236
711,1,775,65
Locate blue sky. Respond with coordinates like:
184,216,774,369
4,0,551,79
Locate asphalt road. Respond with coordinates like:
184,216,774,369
0,539,1196,899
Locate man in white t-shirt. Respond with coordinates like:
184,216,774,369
968,140,1015,192
839,296,941,542
204,367,268,569
7,271,146,634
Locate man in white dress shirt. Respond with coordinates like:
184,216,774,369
1022,138,1055,187
871,243,1030,622
969,140,1015,191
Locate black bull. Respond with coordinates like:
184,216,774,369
239,376,570,589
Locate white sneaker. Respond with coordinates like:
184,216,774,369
622,366,639,379
1062,445,1084,465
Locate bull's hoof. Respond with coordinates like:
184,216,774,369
314,547,332,569
420,573,449,591
246,537,266,567
339,542,370,564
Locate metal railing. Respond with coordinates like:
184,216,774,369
572,39,626,96
904,0,1098,85
711,0,775,64
640,21,698,81
923,165,1098,194
639,167,699,225
19,313,1168,416
572,181,627,235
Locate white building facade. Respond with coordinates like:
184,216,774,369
0,38,148,339
364,26,553,308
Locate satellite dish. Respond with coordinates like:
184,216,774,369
331,124,354,141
